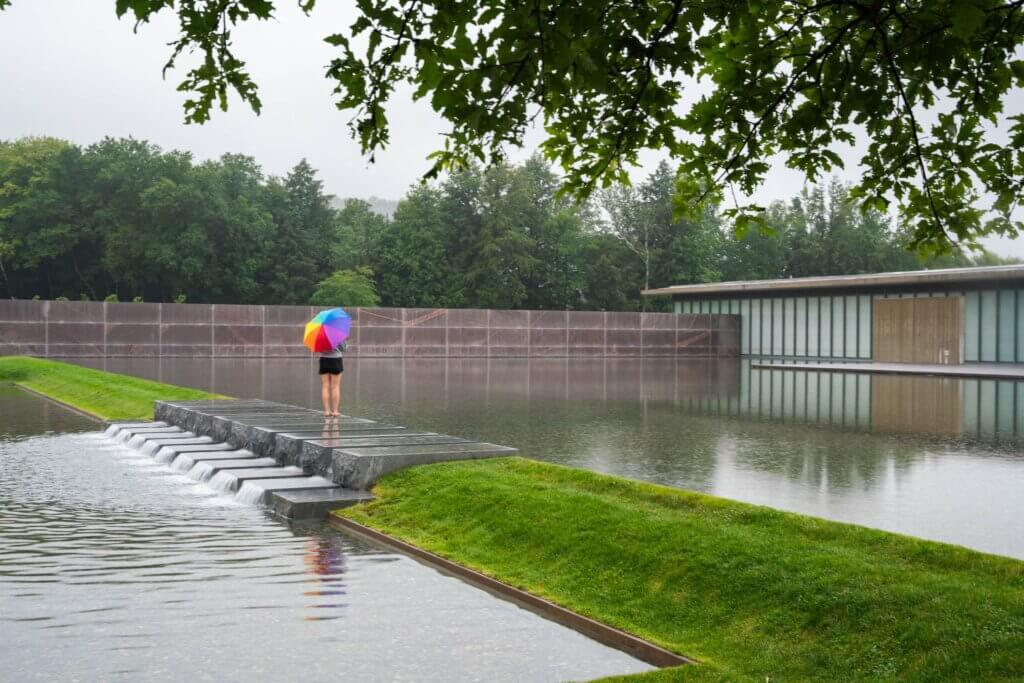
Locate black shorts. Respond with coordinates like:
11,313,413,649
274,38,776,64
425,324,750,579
318,357,344,375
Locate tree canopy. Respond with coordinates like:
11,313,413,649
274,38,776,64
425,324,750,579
310,267,381,307
9,0,1022,254
0,136,1001,310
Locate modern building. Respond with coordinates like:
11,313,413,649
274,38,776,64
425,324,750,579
643,265,1024,365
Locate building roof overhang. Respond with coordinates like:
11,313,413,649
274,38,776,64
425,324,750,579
642,265,1024,298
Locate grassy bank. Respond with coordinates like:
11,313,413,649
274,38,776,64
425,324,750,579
0,356,223,420
337,458,1024,682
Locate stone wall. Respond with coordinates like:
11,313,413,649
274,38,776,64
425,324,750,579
0,299,739,358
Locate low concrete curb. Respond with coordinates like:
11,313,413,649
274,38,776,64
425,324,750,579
328,515,695,670
14,384,103,424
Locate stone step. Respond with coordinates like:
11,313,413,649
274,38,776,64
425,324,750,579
313,434,465,449
157,442,236,455
332,442,518,490
236,476,338,505
271,488,373,521
107,420,168,429
164,399,272,407
233,414,360,425
140,435,209,445
183,449,259,461
338,442,517,458
219,466,304,481
275,428,410,466
212,467,306,492
197,457,280,472
217,411,323,421
120,426,187,437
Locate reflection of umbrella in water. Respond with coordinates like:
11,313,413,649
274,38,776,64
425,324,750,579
303,308,351,353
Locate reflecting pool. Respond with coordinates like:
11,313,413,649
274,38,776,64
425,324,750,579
0,385,651,681
76,357,1024,559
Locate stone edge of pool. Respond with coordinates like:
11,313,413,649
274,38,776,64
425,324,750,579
12,384,104,424
329,515,694,670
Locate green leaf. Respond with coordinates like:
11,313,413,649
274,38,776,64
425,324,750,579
950,2,986,39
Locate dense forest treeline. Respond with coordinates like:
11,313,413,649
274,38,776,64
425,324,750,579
0,137,1014,310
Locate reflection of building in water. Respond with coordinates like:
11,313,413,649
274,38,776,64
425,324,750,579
871,376,962,437
680,361,1023,442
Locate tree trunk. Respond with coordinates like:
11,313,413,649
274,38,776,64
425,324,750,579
72,255,97,301
0,257,12,299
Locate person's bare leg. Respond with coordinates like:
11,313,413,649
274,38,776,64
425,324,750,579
331,374,341,416
320,373,331,417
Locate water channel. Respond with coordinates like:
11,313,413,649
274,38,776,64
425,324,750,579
0,385,651,681
76,356,1024,560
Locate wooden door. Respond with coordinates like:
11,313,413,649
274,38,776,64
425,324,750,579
872,297,963,364
873,299,915,362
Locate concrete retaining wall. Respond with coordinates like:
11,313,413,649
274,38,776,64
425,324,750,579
0,299,739,358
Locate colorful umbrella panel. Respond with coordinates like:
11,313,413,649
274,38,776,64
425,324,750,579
304,308,351,353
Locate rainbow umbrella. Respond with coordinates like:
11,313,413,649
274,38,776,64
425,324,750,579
304,308,351,353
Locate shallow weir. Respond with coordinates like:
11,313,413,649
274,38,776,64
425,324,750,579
1,391,653,682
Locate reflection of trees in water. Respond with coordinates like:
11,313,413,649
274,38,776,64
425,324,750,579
720,426,914,494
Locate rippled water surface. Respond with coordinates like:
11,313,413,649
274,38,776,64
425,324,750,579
77,357,1024,559
0,386,651,682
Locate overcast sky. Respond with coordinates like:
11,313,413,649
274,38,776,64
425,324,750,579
2,0,1023,257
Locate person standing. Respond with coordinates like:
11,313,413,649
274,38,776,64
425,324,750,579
318,339,346,417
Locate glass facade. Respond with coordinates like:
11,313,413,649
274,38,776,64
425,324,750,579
674,288,1024,363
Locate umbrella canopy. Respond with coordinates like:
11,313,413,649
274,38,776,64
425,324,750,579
303,308,351,353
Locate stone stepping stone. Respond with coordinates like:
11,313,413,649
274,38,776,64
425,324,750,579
183,450,261,461
198,457,279,471
107,420,168,429
273,428,410,467
139,434,208,444
271,488,373,520
332,442,518,490
120,426,187,437
337,442,516,458
164,399,270,407
210,466,305,492
156,442,237,464
233,415,369,426
312,435,464,449
236,476,338,505
158,442,236,454
210,409,319,419
185,457,280,482
269,424,402,435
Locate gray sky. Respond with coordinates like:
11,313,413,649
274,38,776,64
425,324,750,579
2,0,1023,257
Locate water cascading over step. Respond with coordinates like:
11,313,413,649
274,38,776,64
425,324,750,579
208,470,240,493
104,396,515,519
170,456,196,473
188,461,216,482
99,419,367,520
154,446,176,463
236,482,266,505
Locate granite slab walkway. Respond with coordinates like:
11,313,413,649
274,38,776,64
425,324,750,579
128,398,519,519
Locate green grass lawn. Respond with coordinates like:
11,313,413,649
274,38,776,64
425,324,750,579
0,356,224,420
336,458,1024,682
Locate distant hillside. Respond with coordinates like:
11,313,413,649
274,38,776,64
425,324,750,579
331,195,399,218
